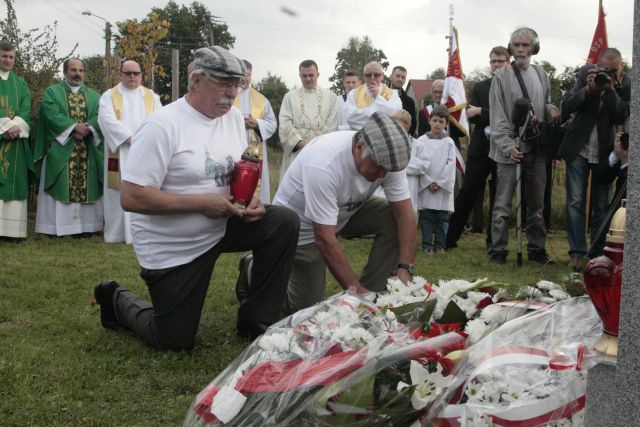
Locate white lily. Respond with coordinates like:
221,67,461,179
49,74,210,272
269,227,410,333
397,360,451,410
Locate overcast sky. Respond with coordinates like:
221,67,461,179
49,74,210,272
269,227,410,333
12,0,635,90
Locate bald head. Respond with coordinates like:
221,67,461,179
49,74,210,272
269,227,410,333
120,60,143,90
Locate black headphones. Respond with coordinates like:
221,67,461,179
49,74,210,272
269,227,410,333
507,27,540,56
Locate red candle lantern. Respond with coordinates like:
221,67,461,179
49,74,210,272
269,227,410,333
230,144,262,208
583,201,626,357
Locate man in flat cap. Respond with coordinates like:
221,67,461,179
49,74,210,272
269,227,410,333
273,111,417,314
92,46,299,349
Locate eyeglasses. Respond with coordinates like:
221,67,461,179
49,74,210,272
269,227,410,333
490,59,507,64
121,71,141,77
208,77,240,90
364,72,383,78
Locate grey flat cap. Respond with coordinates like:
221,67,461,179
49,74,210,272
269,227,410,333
192,46,247,78
359,112,411,172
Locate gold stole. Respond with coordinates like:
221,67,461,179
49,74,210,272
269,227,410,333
108,86,155,189
353,84,393,108
233,87,266,143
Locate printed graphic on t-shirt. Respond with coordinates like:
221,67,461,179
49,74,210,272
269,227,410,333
342,198,365,212
204,150,235,186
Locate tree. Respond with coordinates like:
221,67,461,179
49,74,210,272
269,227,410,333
82,54,108,92
426,68,446,80
150,1,236,101
329,36,389,95
114,13,170,92
0,0,75,126
254,72,288,148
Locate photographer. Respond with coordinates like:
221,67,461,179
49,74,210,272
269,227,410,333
559,48,630,270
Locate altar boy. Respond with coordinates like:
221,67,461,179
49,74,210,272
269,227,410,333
407,106,456,253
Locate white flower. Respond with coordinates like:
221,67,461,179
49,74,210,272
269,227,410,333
465,318,491,344
549,289,570,301
453,295,479,319
536,280,562,291
480,304,527,325
405,360,451,410
466,291,492,305
519,286,543,299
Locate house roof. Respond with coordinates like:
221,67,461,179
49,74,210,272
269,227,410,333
406,79,434,103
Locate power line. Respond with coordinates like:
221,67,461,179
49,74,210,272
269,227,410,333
42,0,103,37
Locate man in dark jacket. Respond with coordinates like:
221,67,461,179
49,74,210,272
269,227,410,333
559,47,630,269
446,46,510,250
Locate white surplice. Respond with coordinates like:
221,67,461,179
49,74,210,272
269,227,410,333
278,86,339,179
97,83,162,243
235,88,277,203
343,85,402,130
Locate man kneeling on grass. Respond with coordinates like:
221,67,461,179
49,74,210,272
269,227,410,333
272,112,417,314
92,46,299,350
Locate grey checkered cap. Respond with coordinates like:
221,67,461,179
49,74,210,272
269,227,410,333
192,46,247,79
359,112,411,172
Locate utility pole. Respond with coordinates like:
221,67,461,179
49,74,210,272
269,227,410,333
82,11,113,85
105,21,112,81
171,49,180,101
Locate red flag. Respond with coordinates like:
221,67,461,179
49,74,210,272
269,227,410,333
586,0,608,64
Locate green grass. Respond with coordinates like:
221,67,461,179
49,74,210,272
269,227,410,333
0,148,580,426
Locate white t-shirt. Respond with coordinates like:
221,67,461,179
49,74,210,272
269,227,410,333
273,131,410,245
122,97,247,269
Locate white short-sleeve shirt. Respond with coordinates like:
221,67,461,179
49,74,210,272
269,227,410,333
122,98,247,269
273,131,410,245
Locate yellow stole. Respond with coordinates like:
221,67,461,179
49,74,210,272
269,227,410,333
353,84,393,108
233,87,266,143
108,86,156,189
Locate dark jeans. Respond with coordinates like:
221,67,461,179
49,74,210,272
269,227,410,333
446,156,497,248
419,208,449,251
112,205,300,351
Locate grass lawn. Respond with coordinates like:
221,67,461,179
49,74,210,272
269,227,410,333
0,148,581,426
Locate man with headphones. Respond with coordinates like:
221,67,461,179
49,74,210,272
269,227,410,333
487,27,561,265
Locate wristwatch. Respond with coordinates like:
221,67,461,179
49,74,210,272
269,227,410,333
397,263,416,275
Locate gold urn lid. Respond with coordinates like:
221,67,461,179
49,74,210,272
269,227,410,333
607,199,626,244
242,143,262,162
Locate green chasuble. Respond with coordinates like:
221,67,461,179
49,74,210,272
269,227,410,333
33,81,103,203
0,71,31,200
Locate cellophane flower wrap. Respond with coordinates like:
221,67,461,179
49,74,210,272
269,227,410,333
429,296,603,427
184,277,581,426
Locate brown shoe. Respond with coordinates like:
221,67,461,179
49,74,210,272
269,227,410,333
235,253,253,302
570,255,584,272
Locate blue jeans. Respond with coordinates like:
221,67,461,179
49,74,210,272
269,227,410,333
419,209,449,250
566,156,612,258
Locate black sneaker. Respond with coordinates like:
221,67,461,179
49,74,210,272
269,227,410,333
489,254,507,264
93,281,121,329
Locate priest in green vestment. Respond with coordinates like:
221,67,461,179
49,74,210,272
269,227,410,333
0,41,31,239
34,58,104,236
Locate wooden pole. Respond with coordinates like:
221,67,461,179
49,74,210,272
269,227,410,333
171,49,180,102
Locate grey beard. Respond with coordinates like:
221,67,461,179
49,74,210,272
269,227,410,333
514,56,531,68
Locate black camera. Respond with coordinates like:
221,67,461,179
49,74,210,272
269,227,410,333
594,67,617,86
620,132,629,150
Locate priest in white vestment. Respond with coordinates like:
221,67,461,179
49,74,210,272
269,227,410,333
234,61,277,203
343,61,401,130
98,60,162,243
278,59,338,179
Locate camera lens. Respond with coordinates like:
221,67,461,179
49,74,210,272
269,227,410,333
594,72,609,86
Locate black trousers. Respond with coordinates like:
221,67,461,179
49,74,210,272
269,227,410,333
446,156,497,248
112,205,300,351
